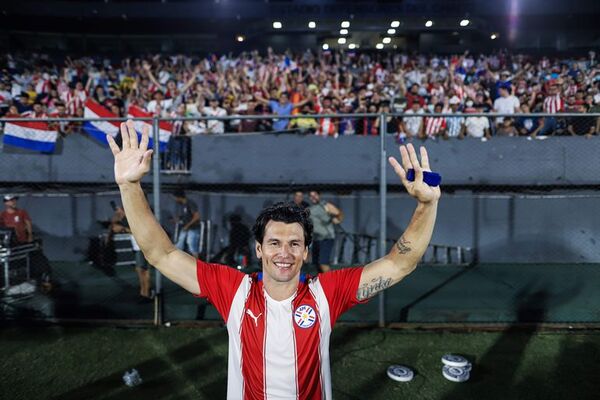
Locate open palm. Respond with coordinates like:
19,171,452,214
107,120,153,186
388,143,441,204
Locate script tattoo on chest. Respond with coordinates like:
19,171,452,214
395,236,412,255
356,276,393,301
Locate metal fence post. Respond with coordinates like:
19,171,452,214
378,113,387,328
152,116,163,326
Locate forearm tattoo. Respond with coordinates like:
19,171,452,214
356,276,393,301
395,236,412,255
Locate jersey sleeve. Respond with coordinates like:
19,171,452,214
317,267,368,324
194,259,246,322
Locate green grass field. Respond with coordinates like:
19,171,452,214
1,325,599,400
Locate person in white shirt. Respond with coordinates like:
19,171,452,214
465,104,492,139
493,84,520,125
146,90,173,117
401,102,425,138
202,97,227,135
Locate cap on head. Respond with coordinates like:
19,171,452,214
3,194,17,202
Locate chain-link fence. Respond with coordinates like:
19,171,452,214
1,112,599,326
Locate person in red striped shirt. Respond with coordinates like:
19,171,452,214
538,82,563,136
423,103,447,139
108,120,440,400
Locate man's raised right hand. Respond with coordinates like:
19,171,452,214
107,120,153,186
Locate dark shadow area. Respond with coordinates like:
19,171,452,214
441,279,580,400
331,328,391,400
441,285,548,400
51,329,227,400
396,266,475,322
511,332,600,400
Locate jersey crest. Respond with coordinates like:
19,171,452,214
294,304,316,328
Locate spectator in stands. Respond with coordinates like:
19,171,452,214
146,90,172,117
516,104,544,137
539,81,563,136
15,93,32,114
4,104,20,118
0,81,12,115
255,92,312,133
495,118,518,137
402,101,424,138
567,103,596,138
23,101,47,119
4,49,600,140
203,97,227,135
493,84,520,127
290,103,318,134
445,96,465,139
423,103,447,139
49,102,75,137
167,103,191,170
373,102,402,135
464,104,492,139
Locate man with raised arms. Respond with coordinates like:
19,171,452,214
108,120,440,400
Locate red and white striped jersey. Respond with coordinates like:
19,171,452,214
61,90,87,115
543,94,564,114
424,117,446,137
452,84,465,102
195,260,366,400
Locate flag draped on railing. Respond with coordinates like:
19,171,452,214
127,105,172,152
83,99,172,152
3,120,58,153
83,99,120,145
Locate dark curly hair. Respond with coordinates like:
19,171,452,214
252,202,313,247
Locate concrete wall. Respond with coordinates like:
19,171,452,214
2,134,600,185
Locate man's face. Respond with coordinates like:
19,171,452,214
4,199,16,210
309,191,320,204
256,221,308,283
279,94,289,104
293,192,304,205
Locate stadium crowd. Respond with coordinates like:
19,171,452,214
1,49,600,139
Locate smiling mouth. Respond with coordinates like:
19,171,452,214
274,262,293,269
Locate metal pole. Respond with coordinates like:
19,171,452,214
206,220,212,262
378,113,387,328
152,116,163,326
